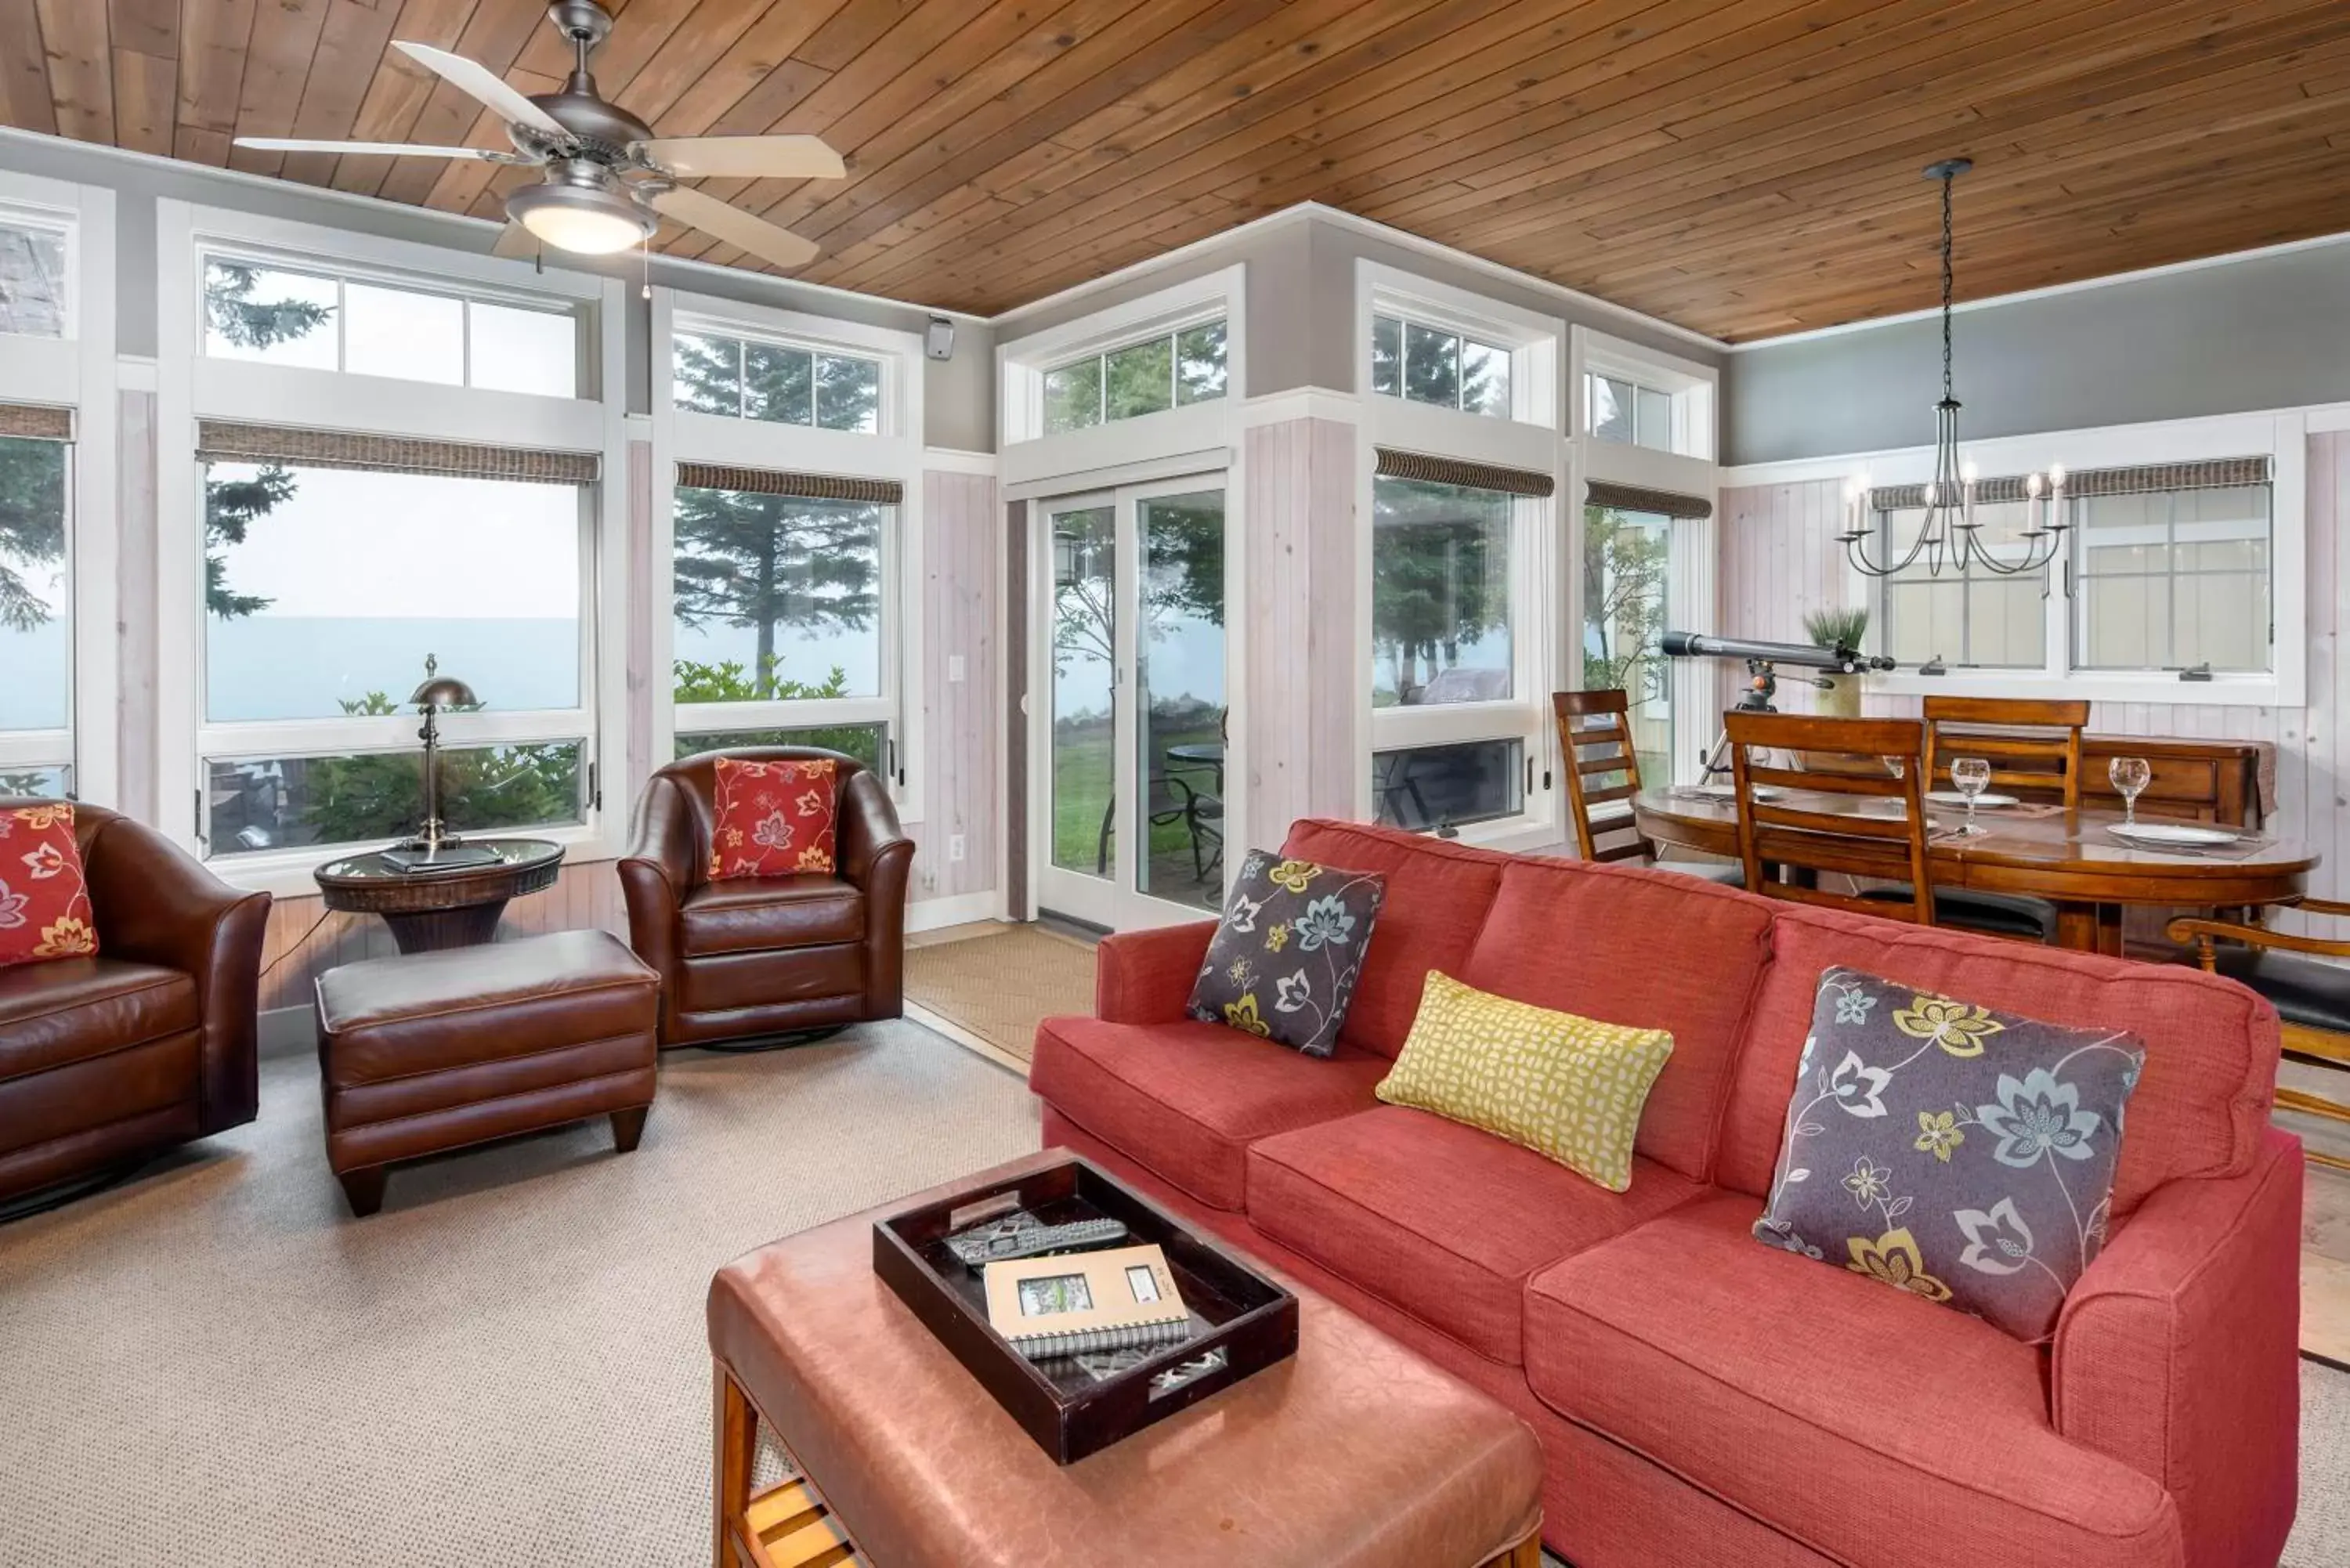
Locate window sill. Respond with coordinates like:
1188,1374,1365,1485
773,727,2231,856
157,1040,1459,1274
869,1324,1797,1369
1868,670,2289,708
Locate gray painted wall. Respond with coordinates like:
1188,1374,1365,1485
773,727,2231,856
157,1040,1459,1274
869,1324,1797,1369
1724,238,2350,465
0,130,995,450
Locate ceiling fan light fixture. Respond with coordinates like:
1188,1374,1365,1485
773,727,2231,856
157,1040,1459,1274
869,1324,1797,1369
507,177,654,256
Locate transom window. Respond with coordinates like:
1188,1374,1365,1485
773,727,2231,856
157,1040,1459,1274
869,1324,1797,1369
0,216,69,338
1584,370,1676,451
672,329,884,435
200,257,580,397
1372,312,1511,417
1041,319,1227,435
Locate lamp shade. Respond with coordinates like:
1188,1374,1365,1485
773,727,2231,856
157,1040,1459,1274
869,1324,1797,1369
409,674,479,709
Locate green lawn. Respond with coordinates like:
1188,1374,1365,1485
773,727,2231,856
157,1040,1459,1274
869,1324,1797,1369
1050,717,1224,909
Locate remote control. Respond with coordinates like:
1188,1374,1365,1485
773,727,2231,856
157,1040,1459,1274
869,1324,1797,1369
944,1212,1130,1268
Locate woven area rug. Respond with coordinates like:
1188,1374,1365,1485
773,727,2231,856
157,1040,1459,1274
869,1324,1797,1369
904,922,1097,1064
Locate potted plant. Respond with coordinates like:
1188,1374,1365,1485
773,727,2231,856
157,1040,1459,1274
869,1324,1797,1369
1802,606,1872,718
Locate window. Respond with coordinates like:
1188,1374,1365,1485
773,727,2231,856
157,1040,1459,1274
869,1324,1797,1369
0,427,71,795
673,329,884,434
2075,484,2270,673
201,258,580,397
0,217,69,338
206,742,584,854
1370,475,1514,707
1372,313,1511,417
1876,500,2047,670
671,486,889,704
1373,739,1524,833
1582,505,1675,782
1041,319,1227,435
1584,370,1676,452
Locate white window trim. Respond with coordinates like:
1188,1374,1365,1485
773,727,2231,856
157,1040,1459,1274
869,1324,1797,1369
1827,410,2307,709
0,170,116,806
154,201,627,891
652,287,927,824
1574,327,1719,464
1356,261,1567,851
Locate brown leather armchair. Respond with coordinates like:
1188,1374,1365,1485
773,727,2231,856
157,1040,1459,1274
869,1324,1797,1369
0,800,272,1213
619,749,913,1049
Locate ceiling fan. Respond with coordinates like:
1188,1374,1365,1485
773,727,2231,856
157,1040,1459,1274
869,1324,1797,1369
233,1,844,268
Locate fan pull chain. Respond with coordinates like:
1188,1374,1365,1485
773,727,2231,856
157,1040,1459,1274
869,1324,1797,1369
640,233,652,300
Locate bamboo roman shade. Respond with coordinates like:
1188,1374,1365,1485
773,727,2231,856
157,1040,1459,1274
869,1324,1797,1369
1373,446,1555,498
1870,457,2269,511
673,462,902,504
1585,479,1713,520
193,421,599,483
0,403,74,441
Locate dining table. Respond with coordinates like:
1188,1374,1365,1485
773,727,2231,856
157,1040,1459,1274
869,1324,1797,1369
1632,786,2318,954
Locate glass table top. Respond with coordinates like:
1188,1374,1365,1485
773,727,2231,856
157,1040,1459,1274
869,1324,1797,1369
315,836,564,881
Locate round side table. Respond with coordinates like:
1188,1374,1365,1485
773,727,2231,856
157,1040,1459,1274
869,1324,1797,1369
313,838,566,953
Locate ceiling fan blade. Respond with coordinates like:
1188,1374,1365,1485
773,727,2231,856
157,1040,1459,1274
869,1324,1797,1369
632,135,845,181
491,222,539,260
647,186,819,270
392,41,569,140
233,137,515,160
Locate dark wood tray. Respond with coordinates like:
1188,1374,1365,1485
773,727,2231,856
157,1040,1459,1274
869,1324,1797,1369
872,1155,1298,1465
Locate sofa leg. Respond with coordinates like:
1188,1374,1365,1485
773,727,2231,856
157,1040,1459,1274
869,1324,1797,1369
611,1104,650,1153
338,1166,389,1218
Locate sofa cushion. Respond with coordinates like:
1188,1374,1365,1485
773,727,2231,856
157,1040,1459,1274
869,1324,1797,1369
680,876,863,956
1247,1106,1705,1365
1279,819,1509,1059
1029,1014,1390,1210
1717,905,2276,1217
1463,856,1773,1182
1185,847,1386,1056
1523,1190,2180,1568
0,958,199,1082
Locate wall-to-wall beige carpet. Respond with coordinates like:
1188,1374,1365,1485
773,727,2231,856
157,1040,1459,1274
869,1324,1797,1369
2,1022,2345,1566
903,923,1097,1064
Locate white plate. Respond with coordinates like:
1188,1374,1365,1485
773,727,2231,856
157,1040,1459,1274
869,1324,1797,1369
2106,822,2239,847
1690,784,1784,801
1925,790,2020,808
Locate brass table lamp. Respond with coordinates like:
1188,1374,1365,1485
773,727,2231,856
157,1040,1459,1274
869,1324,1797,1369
385,656,494,871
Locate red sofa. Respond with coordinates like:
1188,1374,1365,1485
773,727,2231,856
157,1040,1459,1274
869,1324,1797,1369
1029,818,2301,1568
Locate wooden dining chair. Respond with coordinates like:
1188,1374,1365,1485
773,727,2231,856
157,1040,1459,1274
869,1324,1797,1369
1723,710,2055,941
1922,695,2091,806
2170,908,2350,1172
1552,690,1741,883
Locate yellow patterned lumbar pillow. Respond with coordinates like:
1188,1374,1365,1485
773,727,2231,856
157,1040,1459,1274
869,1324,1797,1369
1376,970,1674,1193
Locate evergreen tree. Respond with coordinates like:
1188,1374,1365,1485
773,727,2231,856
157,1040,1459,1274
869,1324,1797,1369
1371,478,1510,703
0,436,64,631
203,262,333,350
195,264,329,620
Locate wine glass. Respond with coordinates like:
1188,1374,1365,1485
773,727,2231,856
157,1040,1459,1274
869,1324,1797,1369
1950,756,1992,836
2110,755,2153,827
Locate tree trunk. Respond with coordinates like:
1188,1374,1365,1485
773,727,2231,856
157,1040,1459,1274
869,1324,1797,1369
754,524,778,699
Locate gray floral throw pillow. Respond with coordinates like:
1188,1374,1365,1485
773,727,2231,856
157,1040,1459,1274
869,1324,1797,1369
1186,850,1386,1057
1752,966,2145,1342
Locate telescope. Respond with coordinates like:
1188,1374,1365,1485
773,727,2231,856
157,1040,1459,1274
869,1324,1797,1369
1661,630,1896,676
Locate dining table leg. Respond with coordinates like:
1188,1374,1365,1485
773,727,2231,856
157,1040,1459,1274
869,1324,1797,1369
2095,904,2126,957
2054,904,2101,952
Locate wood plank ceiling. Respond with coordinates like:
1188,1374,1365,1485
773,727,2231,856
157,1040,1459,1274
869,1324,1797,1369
5,1,2350,339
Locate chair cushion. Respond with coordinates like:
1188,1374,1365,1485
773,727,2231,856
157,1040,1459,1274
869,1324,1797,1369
1028,1014,1390,1210
1248,1106,1703,1365
1861,885,2057,940
2210,944,2350,1036
681,876,864,956
0,958,198,1082
1522,1190,2181,1568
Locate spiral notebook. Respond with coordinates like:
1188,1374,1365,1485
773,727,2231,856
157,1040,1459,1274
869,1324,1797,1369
982,1243,1195,1362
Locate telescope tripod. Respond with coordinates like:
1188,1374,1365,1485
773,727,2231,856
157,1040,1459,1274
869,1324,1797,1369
1699,659,1784,782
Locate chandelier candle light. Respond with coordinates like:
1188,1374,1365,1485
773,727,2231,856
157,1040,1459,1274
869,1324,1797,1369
1840,158,2068,581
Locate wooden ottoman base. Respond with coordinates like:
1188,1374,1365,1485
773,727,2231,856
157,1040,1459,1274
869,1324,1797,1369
314,930,660,1217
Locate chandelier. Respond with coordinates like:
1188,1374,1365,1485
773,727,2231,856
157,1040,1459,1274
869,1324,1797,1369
1839,158,2068,580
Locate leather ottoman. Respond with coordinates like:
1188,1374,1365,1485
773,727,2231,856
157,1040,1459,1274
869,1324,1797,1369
314,929,659,1216
707,1149,1546,1568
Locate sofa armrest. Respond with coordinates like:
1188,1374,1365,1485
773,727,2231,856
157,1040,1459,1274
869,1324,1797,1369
81,813,272,1132
1096,920,1217,1024
2052,1125,2302,1568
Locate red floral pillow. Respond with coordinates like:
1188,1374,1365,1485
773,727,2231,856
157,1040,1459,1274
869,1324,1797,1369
0,802,99,967
708,757,839,880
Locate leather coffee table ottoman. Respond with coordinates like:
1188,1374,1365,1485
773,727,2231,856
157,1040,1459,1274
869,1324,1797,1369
707,1149,1545,1568
314,928,659,1216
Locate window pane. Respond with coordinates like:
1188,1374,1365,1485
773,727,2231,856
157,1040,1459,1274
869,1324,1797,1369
1591,375,1632,443
1176,321,1227,404
676,724,884,770
1371,315,1401,398
342,281,463,385
204,262,338,368
2074,486,2271,673
202,463,583,721
1050,505,1115,881
0,435,70,732
1372,740,1523,833
0,222,67,338
674,331,743,415
204,741,582,854
1371,476,1513,706
815,352,881,432
1878,504,2043,669
745,341,814,425
1635,386,1674,451
1104,337,1173,421
470,302,578,397
1137,490,1225,911
0,763,71,798
1043,359,1102,435
1582,506,1672,780
671,490,884,701
1461,339,1510,418
1402,322,1460,410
